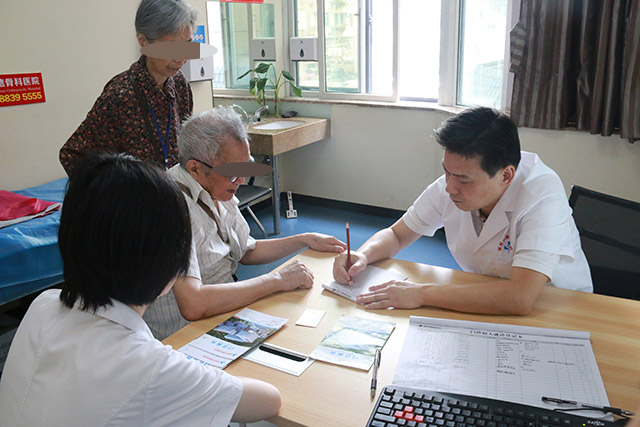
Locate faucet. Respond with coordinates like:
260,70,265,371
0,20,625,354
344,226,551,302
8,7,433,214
231,104,250,124
254,105,269,122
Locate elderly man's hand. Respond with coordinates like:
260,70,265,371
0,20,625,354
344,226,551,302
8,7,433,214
272,259,314,292
304,232,347,253
356,280,428,310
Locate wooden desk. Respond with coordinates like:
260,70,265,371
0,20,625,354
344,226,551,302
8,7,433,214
164,250,640,426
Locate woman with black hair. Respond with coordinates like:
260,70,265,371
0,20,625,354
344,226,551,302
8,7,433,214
0,153,280,426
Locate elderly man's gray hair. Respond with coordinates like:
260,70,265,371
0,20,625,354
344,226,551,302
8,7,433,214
135,0,198,42
178,106,249,168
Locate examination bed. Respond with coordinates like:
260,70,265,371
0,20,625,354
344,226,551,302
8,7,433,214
0,178,67,306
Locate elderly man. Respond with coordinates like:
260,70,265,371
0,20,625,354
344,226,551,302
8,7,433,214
144,107,346,339
333,107,592,315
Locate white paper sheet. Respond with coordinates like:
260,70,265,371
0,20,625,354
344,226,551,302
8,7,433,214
295,308,326,327
393,316,610,415
242,343,314,376
322,265,407,302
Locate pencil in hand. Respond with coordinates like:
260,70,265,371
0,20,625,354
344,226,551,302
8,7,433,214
346,222,351,271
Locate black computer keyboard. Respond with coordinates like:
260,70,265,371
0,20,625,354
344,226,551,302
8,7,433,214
367,385,618,427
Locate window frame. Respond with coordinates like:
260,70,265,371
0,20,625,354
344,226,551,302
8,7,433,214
311,0,398,102
209,0,519,109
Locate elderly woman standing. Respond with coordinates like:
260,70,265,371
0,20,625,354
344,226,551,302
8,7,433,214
59,0,198,175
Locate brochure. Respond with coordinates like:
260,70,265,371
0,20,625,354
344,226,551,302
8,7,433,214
179,308,288,369
310,315,395,370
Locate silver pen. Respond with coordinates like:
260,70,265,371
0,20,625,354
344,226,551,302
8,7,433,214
541,396,635,417
371,348,381,397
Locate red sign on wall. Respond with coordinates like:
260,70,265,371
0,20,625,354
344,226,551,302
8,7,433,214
0,73,46,107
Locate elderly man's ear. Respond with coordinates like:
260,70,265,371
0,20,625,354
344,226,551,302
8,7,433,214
185,159,202,177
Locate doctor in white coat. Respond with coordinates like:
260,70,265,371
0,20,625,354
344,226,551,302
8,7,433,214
333,107,592,315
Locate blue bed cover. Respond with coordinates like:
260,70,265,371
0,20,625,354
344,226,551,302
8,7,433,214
0,178,67,305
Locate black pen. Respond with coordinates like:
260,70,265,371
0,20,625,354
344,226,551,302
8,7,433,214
541,396,635,417
371,348,381,397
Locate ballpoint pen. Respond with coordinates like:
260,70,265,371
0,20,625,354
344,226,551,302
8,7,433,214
541,396,635,417
371,348,381,397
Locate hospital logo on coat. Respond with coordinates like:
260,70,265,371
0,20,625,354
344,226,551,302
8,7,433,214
498,234,512,253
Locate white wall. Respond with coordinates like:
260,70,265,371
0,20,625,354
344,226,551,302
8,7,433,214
2,1,639,208
268,102,640,209
0,0,212,191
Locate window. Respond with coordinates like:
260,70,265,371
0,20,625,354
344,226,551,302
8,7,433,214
293,0,319,90
207,0,512,108
456,0,508,108
208,1,277,90
398,0,440,101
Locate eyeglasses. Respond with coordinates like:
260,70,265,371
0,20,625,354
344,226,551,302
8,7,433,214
193,159,240,183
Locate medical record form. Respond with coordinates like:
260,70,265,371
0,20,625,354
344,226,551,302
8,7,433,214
394,317,609,414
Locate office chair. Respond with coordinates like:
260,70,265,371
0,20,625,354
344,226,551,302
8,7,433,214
236,177,272,238
569,185,640,300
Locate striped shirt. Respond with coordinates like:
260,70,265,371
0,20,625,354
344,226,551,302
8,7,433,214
143,165,256,340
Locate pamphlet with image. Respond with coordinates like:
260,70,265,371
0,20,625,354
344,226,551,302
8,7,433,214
179,308,288,369
310,315,395,370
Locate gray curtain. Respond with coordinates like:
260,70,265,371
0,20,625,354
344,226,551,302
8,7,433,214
510,0,640,142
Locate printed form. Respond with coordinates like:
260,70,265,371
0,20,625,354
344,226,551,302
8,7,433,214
394,316,609,412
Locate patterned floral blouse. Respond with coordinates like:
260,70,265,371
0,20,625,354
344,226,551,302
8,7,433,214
59,56,193,175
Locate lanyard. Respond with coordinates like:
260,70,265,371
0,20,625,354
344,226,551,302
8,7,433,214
150,104,172,170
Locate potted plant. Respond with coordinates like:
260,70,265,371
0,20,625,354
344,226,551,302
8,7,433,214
238,63,302,118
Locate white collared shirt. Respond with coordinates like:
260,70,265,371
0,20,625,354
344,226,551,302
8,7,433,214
402,152,592,292
143,165,257,340
0,289,243,426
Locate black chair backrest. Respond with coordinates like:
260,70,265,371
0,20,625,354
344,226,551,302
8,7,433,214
569,185,640,300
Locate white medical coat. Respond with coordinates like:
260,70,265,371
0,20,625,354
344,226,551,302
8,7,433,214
402,152,592,292
0,290,243,426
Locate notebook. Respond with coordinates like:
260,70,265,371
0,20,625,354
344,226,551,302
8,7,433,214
322,265,408,302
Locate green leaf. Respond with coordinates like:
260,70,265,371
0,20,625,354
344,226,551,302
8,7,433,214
254,63,271,74
249,77,258,91
237,69,253,80
290,84,302,97
282,70,294,81
256,78,267,92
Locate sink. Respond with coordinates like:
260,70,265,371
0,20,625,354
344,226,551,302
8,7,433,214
252,120,306,130
248,117,330,156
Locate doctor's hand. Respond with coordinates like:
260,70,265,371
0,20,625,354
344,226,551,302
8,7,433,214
272,260,314,291
356,280,427,309
332,251,368,285
303,232,347,253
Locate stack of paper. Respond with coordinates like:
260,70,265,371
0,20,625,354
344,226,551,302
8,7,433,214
393,316,610,417
322,265,407,302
